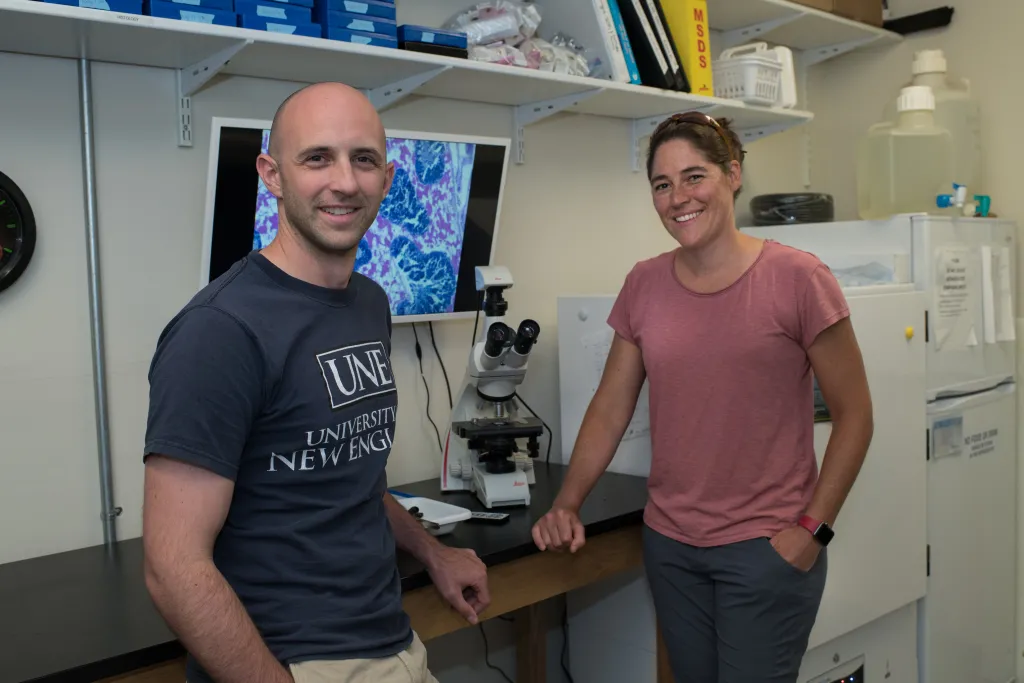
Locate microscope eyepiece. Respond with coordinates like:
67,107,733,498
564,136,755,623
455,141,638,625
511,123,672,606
484,322,513,358
513,319,541,355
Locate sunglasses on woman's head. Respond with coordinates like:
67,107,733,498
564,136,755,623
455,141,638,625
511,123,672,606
664,111,735,163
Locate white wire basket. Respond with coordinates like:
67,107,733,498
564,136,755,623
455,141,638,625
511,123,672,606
712,42,783,106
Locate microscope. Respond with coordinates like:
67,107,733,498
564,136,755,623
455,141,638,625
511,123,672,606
441,266,545,508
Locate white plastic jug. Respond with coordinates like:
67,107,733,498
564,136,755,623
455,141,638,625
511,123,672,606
858,86,955,220
882,49,983,192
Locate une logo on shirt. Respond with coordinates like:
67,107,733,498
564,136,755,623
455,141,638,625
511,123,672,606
317,340,396,410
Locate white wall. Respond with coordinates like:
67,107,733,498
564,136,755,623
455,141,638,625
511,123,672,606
0,23,806,681
0,54,103,562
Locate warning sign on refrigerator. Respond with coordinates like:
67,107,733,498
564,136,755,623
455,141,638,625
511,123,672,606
933,246,977,350
965,427,999,458
932,416,1000,460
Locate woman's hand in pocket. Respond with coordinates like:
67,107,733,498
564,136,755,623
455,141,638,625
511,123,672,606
769,526,820,572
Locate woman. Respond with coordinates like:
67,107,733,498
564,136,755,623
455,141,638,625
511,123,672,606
532,112,874,683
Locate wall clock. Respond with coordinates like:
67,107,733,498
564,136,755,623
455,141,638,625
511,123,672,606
0,170,37,294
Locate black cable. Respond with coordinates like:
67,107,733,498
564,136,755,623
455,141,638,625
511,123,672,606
561,600,575,683
428,321,453,410
514,392,553,463
471,291,483,347
478,623,514,683
412,324,443,454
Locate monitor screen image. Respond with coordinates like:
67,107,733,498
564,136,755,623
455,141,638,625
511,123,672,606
201,118,511,323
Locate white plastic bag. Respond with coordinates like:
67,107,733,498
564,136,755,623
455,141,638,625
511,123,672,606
520,37,590,76
444,0,542,47
469,43,529,67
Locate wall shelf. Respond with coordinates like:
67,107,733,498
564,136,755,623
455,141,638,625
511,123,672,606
710,0,899,54
0,0,897,164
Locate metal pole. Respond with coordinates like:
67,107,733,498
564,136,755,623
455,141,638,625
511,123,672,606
79,57,120,546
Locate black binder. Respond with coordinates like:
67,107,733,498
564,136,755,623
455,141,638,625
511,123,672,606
647,0,690,92
612,0,676,90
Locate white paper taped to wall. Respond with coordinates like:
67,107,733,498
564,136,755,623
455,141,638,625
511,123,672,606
996,246,1016,342
982,245,997,344
933,245,977,350
580,327,651,441
980,245,1015,344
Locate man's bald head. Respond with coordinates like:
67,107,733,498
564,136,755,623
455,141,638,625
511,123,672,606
255,80,394,264
266,82,382,160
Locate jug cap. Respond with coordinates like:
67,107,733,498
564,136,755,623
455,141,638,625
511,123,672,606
913,49,947,75
898,85,935,112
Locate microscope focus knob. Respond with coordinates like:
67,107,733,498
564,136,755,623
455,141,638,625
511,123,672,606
449,460,462,478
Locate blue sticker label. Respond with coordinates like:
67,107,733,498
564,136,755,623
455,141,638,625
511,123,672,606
266,21,297,32
180,9,215,21
932,416,964,459
257,4,286,18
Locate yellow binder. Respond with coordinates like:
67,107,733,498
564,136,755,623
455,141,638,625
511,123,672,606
660,0,714,97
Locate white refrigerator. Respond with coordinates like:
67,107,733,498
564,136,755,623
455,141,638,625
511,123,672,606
915,215,1017,683
747,215,1018,683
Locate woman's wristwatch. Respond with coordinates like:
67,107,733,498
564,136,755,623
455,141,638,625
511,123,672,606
798,515,835,547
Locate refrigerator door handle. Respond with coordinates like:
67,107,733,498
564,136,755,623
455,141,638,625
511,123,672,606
928,382,1016,413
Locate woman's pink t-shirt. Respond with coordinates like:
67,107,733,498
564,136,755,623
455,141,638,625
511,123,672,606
607,240,850,547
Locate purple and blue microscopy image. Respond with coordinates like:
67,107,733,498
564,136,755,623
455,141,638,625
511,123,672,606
254,129,475,316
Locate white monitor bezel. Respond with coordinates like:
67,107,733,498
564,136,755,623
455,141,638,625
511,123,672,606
201,115,510,325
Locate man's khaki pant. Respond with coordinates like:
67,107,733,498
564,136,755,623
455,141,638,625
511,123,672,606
288,632,439,683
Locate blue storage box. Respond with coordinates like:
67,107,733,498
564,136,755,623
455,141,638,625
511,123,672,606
42,0,143,13
240,14,320,34
322,9,395,35
322,26,397,48
153,0,232,11
397,24,467,50
147,0,236,23
236,0,310,23
316,0,394,20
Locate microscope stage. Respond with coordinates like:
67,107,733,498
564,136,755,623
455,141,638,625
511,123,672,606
451,416,545,440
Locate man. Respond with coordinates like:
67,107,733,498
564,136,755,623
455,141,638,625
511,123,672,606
142,82,489,683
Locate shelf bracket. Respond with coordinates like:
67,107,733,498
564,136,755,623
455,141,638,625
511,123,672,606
629,104,721,172
513,88,603,164
801,34,884,67
717,12,807,52
737,121,800,142
362,66,450,112
176,39,252,147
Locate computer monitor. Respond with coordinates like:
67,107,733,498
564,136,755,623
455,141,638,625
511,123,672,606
200,117,511,323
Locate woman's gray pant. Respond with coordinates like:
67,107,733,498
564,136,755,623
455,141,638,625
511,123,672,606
644,524,828,683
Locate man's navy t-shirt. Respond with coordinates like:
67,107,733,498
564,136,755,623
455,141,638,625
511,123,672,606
144,252,411,682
